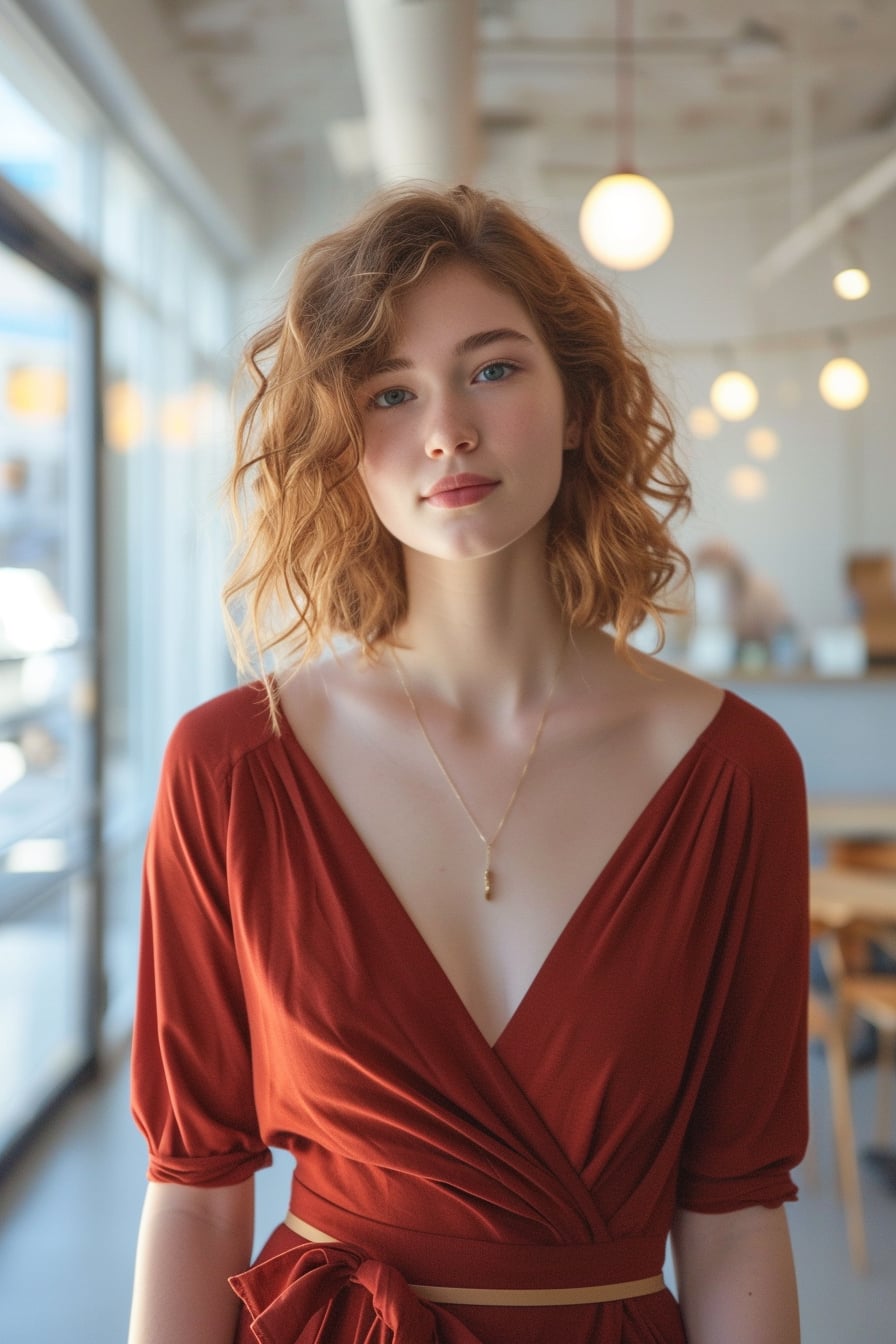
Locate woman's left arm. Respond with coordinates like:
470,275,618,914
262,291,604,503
671,1204,800,1344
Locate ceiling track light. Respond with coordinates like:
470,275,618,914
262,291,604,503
578,0,673,270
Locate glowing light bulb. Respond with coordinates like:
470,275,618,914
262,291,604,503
832,267,870,301
710,371,759,421
818,357,869,410
727,465,768,501
579,173,674,270
687,406,720,439
746,427,780,461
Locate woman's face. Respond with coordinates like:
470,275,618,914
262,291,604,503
355,262,576,564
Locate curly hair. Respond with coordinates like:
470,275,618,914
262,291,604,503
223,182,690,704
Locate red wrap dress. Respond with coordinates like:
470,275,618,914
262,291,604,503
131,684,809,1344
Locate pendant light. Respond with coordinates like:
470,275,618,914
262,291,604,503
832,223,870,301
818,329,869,410
819,356,868,410
710,369,759,421
833,267,870,301
579,0,673,270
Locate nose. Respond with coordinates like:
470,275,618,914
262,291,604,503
423,393,479,459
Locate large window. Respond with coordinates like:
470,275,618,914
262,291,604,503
0,13,97,246
0,232,99,1157
0,8,236,1161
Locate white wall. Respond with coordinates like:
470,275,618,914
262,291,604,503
539,136,896,633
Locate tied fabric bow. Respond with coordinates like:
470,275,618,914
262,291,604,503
230,1239,487,1344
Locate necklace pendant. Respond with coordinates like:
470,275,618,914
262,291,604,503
484,868,493,901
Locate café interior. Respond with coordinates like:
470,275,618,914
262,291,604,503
0,2,895,1340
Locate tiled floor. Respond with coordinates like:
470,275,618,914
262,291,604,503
0,1043,894,1342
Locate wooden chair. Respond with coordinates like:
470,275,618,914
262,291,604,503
838,965,896,1150
827,835,896,1153
808,920,868,1273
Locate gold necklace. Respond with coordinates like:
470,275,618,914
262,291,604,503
391,644,565,901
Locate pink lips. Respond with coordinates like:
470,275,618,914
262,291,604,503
423,473,499,509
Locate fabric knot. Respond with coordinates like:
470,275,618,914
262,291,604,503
231,1237,484,1343
353,1258,435,1339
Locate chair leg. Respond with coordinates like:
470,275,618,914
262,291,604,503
826,1017,869,1273
876,1027,896,1147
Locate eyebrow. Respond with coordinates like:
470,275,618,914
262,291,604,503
368,328,534,377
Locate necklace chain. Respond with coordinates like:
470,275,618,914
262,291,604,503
390,644,565,900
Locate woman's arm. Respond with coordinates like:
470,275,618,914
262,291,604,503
670,1204,800,1344
127,1177,255,1344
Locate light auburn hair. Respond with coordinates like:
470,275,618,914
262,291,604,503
223,183,690,713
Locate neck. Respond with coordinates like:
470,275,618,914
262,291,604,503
393,537,569,720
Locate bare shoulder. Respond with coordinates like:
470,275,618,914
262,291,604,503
627,644,727,743
275,642,400,751
566,629,726,764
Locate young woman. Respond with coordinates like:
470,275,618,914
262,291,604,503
128,184,808,1344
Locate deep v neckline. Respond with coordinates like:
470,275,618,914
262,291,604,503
274,690,730,1053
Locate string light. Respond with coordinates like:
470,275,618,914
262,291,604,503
727,465,768,501
746,427,780,460
687,405,721,439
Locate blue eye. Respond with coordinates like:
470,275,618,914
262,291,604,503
368,387,413,405
475,361,515,383
371,387,411,408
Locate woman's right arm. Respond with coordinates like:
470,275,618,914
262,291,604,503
128,1177,255,1344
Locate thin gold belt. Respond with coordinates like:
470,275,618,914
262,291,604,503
283,1211,665,1307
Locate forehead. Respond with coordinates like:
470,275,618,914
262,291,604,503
393,261,539,344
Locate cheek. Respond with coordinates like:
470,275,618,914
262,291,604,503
357,419,397,481
358,448,387,503
357,452,405,533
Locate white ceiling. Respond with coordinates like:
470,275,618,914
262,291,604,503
155,0,896,195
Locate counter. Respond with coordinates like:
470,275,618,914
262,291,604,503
717,670,895,797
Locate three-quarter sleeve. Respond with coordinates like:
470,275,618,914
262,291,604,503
131,710,272,1186
676,725,810,1213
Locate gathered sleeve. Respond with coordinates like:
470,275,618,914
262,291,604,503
676,724,810,1213
131,710,272,1186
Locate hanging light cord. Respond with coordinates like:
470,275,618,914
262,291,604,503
616,0,636,172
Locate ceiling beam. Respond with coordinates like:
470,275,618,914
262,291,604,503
751,141,896,287
344,0,477,185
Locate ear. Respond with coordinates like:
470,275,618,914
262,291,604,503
563,417,581,451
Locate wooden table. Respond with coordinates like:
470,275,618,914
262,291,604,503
810,865,896,930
